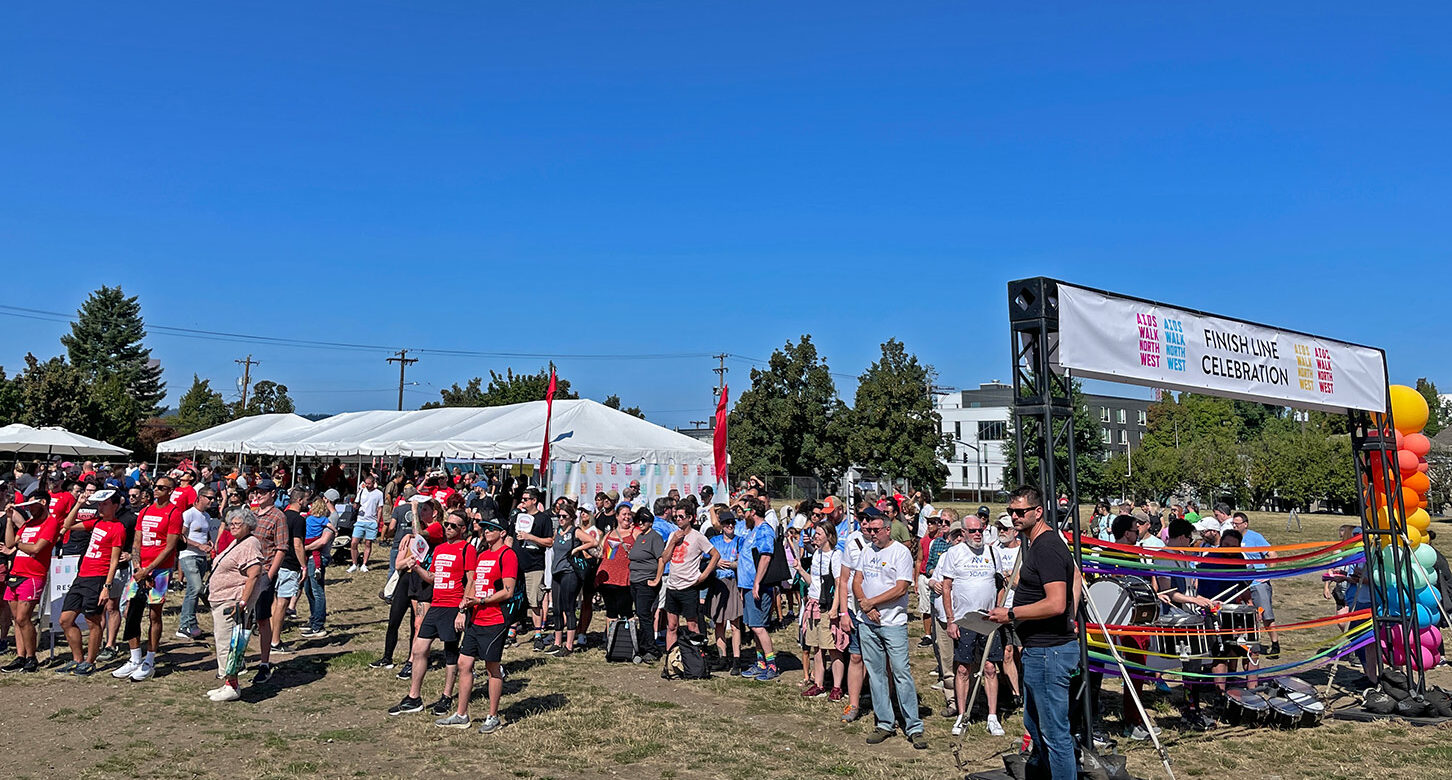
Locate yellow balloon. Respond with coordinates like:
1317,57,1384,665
1390,384,1430,434
1408,527,1425,547
1408,508,1432,532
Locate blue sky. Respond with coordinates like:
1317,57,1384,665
4,3,1449,427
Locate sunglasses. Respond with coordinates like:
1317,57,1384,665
964,527,985,534
1007,507,1039,517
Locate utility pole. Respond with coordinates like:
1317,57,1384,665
711,354,728,429
235,355,258,410
689,419,709,429
387,349,417,411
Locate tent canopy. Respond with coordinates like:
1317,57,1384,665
156,413,314,455
241,399,713,463
0,423,131,457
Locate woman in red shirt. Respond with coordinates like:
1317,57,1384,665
435,516,517,732
388,510,467,718
3,498,59,673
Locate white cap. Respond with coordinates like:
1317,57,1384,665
791,513,809,531
323,489,341,502
1194,518,1221,534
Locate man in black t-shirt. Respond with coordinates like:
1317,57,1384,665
273,488,309,655
510,487,553,649
989,486,1077,780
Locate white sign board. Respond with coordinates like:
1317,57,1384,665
1058,284,1387,413
47,556,89,633
549,460,726,506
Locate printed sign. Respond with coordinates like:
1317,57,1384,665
1058,284,1386,413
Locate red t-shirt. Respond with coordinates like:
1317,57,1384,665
172,484,197,512
918,534,934,574
137,503,184,570
433,487,457,507
48,491,77,523
11,515,61,578
79,519,125,578
429,539,470,608
471,544,519,626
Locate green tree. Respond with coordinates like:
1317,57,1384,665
174,375,232,434
60,286,166,416
727,335,849,484
1001,380,1107,500
0,367,21,425
89,373,144,451
1415,378,1444,437
844,339,949,492
12,354,102,434
423,367,578,409
602,394,645,419
237,380,295,416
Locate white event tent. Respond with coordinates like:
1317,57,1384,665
0,423,130,458
157,413,314,456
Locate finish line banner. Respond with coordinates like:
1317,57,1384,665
1058,284,1387,413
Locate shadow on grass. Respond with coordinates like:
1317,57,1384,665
502,692,568,723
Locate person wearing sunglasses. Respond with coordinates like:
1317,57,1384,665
389,510,468,718
988,486,1078,780
851,507,925,749
436,517,516,732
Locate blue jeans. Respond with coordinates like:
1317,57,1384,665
1022,640,1079,780
178,554,209,634
305,558,327,631
858,621,923,735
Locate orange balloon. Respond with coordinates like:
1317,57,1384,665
1405,433,1432,457
1405,471,1431,495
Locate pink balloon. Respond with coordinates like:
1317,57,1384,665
1391,646,1407,667
1421,625,1443,650
1414,645,1438,671
1382,627,1408,650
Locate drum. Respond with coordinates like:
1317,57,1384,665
1224,689,1270,725
1266,696,1303,728
1088,577,1160,627
1272,676,1317,699
1217,604,1262,645
1154,611,1211,659
1272,677,1325,726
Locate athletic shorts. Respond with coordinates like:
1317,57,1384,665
63,575,106,615
124,569,171,605
953,628,1004,666
461,622,508,663
351,521,378,540
418,605,460,642
523,570,545,609
1249,581,1275,622
4,573,45,603
741,586,773,628
664,587,701,620
255,582,277,616
916,573,934,617
845,611,861,656
275,568,302,599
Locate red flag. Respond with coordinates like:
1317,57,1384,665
541,365,558,473
713,383,729,482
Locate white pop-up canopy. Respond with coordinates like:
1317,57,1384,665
156,413,314,455
0,423,131,457
246,400,712,463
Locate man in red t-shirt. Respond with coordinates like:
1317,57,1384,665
111,477,182,682
2,498,60,673
388,512,469,718
435,516,518,732
59,490,125,675
171,470,198,512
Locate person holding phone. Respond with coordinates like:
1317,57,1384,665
2,497,60,673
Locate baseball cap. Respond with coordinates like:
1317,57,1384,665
86,489,117,505
1194,518,1221,535
250,478,277,492
976,506,991,518
477,518,505,532
997,513,1013,529
606,489,621,502
820,496,838,513
323,489,341,502
861,506,884,519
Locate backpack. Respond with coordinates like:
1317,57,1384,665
605,618,640,663
760,523,791,588
661,633,711,680
492,547,528,628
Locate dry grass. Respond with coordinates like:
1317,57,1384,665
2,507,1450,780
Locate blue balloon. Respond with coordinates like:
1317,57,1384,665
1418,587,1441,611
1416,604,1436,629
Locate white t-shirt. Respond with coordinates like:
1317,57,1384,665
931,542,999,623
763,508,780,532
808,548,842,602
840,531,870,611
856,540,914,627
179,507,215,559
358,488,385,524
996,542,1022,608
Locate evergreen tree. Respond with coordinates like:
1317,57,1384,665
1415,378,1444,437
60,286,166,415
13,354,102,434
844,339,949,492
174,375,232,434
0,367,21,425
423,367,577,409
602,394,646,419
727,335,849,484
237,380,295,416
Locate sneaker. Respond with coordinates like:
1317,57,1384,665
1155,680,1172,694
270,643,294,655
360,565,369,573
387,696,424,716
1125,724,1161,742
369,658,396,670
434,712,471,729
542,643,562,656
1,656,28,673
477,714,503,734
754,664,780,681
21,657,38,673
209,685,241,702
943,701,958,718
908,731,928,750
252,663,274,685
428,695,454,717
866,728,895,745
532,635,547,652
396,661,413,680
111,660,141,679
951,718,965,737
1268,641,1282,658
97,646,118,663
300,628,329,639
741,662,765,678
801,684,826,698
917,635,934,647
828,687,844,702
1092,730,1115,751
54,660,78,675
841,705,861,723
175,630,195,640
347,565,358,573
987,715,1005,736
557,646,573,658
72,662,96,677
285,609,298,620
129,660,155,681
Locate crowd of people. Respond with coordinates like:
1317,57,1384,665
1,456,1357,777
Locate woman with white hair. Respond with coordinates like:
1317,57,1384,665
206,507,266,702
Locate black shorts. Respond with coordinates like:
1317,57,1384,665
953,628,1005,666
62,576,106,616
664,587,701,620
418,605,460,642
461,622,508,663
255,582,276,616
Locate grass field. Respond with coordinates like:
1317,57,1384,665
3,508,1450,780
